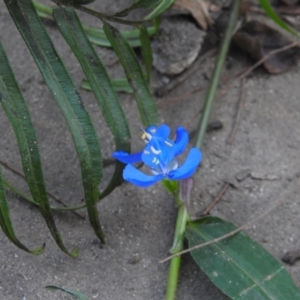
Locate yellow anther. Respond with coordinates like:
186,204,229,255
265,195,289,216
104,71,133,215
141,132,152,142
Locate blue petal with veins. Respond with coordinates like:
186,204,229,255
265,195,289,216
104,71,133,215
113,124,202,188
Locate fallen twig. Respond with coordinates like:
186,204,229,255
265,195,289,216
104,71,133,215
220,42,299,96
157,85,208,109
227,78,247,144
201,182,230,215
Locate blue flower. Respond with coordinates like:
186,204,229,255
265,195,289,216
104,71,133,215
113,124,202,187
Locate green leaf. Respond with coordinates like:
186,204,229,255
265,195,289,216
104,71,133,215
186,216,300,299
85,25,157,48
64,0,95,4
259,0,299,37
0,167,44,254
103,21,158,127
144,0,175,20
81,78,134,94
5,0,105,244
32,1,157,48
114,0,162,17
45,286,88,300
0,38,74,255
53,6,131,197
32,0,53,19
138,25,153,83
52,6,131,145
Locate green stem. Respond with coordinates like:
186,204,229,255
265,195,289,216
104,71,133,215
165,179,192,299
165,255,181,300
169,203,189,254
195,0,241,149
166,204,188,300
165,0,241,299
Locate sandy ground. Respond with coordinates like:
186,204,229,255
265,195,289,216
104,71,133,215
1,1,300,299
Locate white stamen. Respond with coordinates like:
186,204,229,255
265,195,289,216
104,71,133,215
152,157,160,164
144,150,150,154
150,146,161,155
150,128,156,133
164,140,173,147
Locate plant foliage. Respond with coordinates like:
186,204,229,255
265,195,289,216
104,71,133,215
1,0,159,252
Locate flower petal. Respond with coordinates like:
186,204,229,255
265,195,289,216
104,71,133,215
168,148,202,180
112,151,142,164
142,139,176,169
173,126,189,156
154,124,171,139
123,164,164,187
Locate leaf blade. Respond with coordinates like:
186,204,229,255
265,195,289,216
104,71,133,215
114,0,162,17
45,286,88,300
138,25,153,83
0,38,73,255
186,216,300,299
53,7,131,198
5,0,105,244
103,21,158,127
81,78,134,94
259,0,299,37
144,0,175,20
0,167,44,254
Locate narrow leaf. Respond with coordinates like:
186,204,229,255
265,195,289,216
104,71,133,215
32,1,157,48
0,167,44,254
5,0,105,244
45,286,88,300
66,0,95,4
103,21,158,127
53,7,131,197
81,78,134,94
259,0,299,37
144,0,175,20
186,216,300,299
53,7,130,149
0,39,74,255
114,0,162,17
85,25,157,48
138,25,153,83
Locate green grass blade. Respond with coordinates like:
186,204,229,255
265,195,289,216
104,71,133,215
103,21,158,127
138,25,153,84
4,0,105,244
53,6,131,197
81,78,134,94
259,0,299,37
186,216,300,299
0,39,76,255
45,286,88,300
144,0,175,20
0,167,44,254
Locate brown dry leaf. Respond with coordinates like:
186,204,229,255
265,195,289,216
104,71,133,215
233,20,300,74
173,0,214,30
